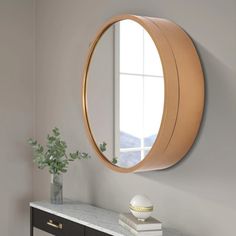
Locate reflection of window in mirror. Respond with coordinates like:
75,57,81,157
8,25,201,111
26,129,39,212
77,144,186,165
114,20,164,167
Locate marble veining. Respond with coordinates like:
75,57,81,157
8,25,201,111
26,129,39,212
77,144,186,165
30,200,179,236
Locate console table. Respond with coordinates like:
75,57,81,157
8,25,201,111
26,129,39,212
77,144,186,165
30,200,178,236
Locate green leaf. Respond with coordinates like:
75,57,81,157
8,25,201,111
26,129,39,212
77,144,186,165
80,152,91,159
112,157,118,165
52,127,60,137
28,138,37,146
99,142,107,152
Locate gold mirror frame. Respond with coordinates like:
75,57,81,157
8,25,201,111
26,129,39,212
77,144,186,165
82,14,204,173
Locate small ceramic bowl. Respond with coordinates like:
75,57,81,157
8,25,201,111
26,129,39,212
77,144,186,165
129,195,154,221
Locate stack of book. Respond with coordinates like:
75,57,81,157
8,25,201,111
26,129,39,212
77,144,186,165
119,213,162,236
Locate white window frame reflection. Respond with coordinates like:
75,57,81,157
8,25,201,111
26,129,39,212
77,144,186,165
114,21,164,163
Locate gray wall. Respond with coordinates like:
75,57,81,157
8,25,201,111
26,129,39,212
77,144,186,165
0,0,34,235
34,0,236,236
87,27,114,160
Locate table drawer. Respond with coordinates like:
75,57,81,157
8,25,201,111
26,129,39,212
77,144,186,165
32,208,84,236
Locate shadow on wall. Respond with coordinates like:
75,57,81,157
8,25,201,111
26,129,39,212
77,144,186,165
137,42,236,209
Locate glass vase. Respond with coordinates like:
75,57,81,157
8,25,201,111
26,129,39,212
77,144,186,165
50,173,63,204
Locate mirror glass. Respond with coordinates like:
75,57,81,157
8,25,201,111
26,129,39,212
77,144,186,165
86,20,164,168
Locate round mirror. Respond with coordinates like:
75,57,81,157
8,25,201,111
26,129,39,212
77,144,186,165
82,15,204,172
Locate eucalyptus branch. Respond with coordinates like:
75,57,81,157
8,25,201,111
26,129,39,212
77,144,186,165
28,127,91,175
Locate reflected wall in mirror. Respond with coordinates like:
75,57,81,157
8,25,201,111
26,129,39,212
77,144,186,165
87,20,164,168
82,15,205,172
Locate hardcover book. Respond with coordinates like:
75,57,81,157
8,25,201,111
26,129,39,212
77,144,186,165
119,219,163,236
119,213,162,231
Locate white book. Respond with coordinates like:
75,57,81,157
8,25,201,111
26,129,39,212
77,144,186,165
119,219,163,236
119,213,162,231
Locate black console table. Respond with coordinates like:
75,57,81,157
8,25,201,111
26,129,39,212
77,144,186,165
30,200,176,236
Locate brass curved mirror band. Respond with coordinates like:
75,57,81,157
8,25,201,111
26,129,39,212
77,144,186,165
82,14,204,172
146,18,205,169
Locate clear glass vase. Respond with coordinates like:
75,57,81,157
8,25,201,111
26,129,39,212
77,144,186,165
50,173,63,204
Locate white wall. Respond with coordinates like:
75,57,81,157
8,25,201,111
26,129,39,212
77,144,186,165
0,0,35,235
34,0,236,236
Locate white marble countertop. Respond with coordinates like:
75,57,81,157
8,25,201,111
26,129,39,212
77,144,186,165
30,200,180,236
